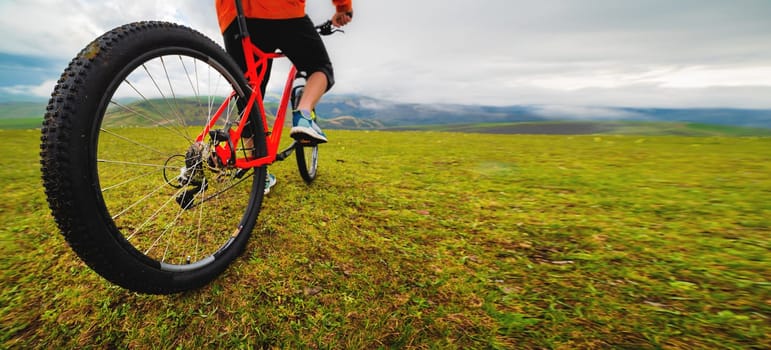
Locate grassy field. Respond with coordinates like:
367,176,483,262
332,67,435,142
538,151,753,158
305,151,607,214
1,128,769,348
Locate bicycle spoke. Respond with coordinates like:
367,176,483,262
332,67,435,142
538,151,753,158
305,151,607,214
97,158,169,169
160,199,193,263
194,177,207,261
101,168,164,192
143,198,189,258
160,56,188,130
112,156,200,224
120,79,192,142
179,55,203,110
141,63,192,137
99,127,178,156
126,181,191,241
143,172,215,260
185,171,253,209
111,179,170,221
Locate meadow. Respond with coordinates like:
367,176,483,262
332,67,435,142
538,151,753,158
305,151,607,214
1,128,769,349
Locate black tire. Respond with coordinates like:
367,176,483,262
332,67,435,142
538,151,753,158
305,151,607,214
295,142,319,183
290,77,319,183
40,21,266,294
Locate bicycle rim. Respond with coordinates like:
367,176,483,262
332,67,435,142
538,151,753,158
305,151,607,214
296,143,319,183
95,48,259,271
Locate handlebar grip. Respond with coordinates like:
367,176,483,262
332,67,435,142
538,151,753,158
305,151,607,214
316,20,338,36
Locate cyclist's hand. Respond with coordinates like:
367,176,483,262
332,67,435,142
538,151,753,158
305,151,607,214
332,11,353,27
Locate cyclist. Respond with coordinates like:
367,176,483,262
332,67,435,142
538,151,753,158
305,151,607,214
215,0,352,194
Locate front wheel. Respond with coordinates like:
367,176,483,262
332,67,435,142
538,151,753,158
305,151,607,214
40,22,266,294
296,142,319,183
290,78,319,183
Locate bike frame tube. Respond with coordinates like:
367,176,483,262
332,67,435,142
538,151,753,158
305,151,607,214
195,28,298,169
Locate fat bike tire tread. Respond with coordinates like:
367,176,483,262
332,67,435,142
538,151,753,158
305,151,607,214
40,21,265,294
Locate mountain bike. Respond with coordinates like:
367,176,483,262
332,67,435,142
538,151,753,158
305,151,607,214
40,3,346,294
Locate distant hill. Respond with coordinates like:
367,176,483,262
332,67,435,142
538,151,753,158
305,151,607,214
619,107,771,129
397,121,771,137
0,101,45,119
0,101,46,129
324,116,384,129
314,95,544,127
2,95,771,133
314,94,771,130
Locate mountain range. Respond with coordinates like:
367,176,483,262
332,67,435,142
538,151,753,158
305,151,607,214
312,94,771,129
2,94,771,130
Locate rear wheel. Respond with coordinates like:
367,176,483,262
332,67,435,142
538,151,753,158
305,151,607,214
290,75,319,183
40,22,266,294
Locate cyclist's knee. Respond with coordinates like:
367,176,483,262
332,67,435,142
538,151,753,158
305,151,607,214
311,65,334,91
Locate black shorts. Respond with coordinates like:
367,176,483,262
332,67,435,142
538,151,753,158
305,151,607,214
223,15,335,95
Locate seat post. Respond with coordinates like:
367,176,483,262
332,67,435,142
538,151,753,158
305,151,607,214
234,0,250,39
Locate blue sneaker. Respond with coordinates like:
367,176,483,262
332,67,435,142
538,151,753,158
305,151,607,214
264,172,277,195
290,110,327,144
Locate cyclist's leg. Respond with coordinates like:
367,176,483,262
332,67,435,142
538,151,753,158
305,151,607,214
298,72,328,112
276,16,335,110
273,16,334,142
289,75,320,183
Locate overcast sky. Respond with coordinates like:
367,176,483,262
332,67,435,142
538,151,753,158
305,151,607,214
1,0,771,108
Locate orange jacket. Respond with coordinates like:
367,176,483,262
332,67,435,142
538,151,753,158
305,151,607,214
215,0,353,32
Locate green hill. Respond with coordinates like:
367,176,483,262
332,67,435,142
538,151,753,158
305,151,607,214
2,99,770,137
398,121,771,137
323,115,384,129
0,101,45,119
0,99,282,129
0,101,46,129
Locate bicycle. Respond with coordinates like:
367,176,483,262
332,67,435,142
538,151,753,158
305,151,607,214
40,2,347,294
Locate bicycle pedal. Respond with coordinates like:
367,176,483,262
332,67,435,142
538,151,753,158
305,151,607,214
234,168,250,179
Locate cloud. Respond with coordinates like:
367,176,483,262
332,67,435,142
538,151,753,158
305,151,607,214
642,66,771,89
0,79,57,99
2,0,771,109
531,105,649,120
0,0,219,59
324,0,771,107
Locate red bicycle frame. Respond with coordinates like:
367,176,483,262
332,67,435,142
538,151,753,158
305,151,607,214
196,0,344,171
194,33,297,170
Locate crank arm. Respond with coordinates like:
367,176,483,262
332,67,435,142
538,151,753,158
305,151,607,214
275,141,298,161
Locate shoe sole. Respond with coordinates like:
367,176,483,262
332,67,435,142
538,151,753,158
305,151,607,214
290,126,328,144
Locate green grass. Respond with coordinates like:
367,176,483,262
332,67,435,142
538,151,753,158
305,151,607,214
0,118,43,129
2,129,770,348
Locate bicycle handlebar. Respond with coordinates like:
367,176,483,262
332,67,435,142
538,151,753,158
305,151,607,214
315,20,342,36
316,12,352,36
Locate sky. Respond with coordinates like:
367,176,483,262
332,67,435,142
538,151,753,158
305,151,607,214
1,0,771,109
